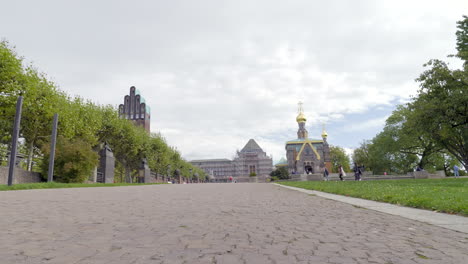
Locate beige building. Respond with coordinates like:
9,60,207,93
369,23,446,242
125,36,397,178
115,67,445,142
190,139,273,182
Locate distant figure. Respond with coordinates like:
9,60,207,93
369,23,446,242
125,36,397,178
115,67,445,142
353,163,358,181
353,163,362,181
323,167,329,181
338,165,346,181
229,176,233,183
454,165,459,178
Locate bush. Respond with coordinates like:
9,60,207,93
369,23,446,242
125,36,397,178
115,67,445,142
42,136,99,183
270,167,290,180
249,172,257,177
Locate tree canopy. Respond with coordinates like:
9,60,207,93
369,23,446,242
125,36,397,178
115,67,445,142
353,16,467,174
329,145,351,172
0,40,205,182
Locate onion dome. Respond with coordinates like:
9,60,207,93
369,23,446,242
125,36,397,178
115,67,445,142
296,112,307,123
322,127,328,138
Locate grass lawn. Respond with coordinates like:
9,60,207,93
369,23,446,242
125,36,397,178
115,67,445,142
0,182,165,191
279,178,468,216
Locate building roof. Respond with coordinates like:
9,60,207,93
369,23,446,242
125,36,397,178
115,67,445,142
286,138,323,144
135,89,151,113
240,139,264,153
275,157,288,167
190,158,232,163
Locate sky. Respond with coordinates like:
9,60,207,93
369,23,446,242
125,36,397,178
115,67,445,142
1,0,466,163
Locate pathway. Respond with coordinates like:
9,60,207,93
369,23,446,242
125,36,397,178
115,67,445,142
0,183,467,263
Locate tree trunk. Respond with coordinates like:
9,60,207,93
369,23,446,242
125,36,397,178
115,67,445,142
125,166,132,183
26,141,34,171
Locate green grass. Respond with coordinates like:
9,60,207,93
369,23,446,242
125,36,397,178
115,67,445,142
279,178,468,216
0,182,165,191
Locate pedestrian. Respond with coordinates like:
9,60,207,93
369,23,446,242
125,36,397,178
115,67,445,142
353,163,362,181
338,165,346,181
323,167,329,181
353,163,359,181
453,165,459,178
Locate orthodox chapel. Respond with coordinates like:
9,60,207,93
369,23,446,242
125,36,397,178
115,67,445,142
278,103,331,174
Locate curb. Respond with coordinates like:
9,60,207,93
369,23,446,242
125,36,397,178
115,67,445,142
273,183,468,234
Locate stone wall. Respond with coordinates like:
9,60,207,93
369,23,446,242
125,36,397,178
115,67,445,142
284,172,446,182
0,166,42,184
409,171,445,179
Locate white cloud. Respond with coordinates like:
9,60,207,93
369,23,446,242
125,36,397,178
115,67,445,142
346,116,390,133
0,0,465,163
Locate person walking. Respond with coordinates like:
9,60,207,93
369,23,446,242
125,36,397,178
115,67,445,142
338,165,346,181
353,163,359,181
353,163,362,181
323,167,329,181
454,165,460,178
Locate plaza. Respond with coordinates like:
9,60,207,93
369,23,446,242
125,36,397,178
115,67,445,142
1,183,467,263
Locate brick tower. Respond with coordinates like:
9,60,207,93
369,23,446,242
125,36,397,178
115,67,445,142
118,86,151,133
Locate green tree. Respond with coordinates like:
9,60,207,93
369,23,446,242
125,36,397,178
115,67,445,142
385,105,443,169
410,16,468,169
329,145,351,172
1,39,201,183
0,41,26,143
367,128,419,175
20,68,66,171
42,136,99,183
352,140,371,171
270,166,289,180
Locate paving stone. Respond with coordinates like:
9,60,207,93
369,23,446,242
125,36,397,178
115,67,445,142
0,184,467,263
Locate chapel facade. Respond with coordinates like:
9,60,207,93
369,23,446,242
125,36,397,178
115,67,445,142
283,103,331,174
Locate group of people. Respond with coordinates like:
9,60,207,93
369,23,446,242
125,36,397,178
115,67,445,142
322,164,363,181
322,164,462,181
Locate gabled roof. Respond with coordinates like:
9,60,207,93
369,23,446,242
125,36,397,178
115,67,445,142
275,157,288,166
240,139,263,153
286,138,323,144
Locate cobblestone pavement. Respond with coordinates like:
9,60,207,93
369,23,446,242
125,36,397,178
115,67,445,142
0,183,467,264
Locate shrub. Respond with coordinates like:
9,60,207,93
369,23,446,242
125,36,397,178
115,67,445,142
270,167,290,180
42,136,99,183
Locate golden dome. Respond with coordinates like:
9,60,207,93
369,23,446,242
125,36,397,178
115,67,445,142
296,112,307,123
322,129,328,138
321,123,328,138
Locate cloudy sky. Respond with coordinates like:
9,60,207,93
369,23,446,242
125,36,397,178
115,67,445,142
1,0,466,163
